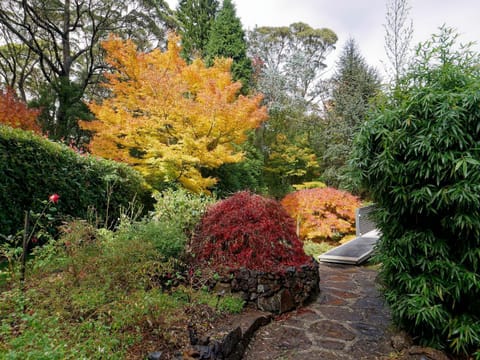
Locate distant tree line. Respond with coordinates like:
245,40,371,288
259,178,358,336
0,0,383,196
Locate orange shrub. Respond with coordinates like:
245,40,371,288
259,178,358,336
281,187,361,242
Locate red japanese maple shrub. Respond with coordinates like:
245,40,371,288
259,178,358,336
281,187,361,242
190,191,311,272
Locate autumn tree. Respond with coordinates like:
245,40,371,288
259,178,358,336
81,35,267,193
0,0,174,142
176,0,219,61
0,87,41,133
263,133,320,198
205,0,252,91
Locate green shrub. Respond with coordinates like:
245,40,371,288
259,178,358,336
202,139,267,198
0,219,246,358
0,126,152,238
303,240,334,258
151,187,215,239
352,28,480,357
292,181,327,190
217,295,245,314
133,220,187,259
106,218,187,262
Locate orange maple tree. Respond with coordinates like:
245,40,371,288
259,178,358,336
0,87,41,133
81,34,267,192
281,187,361,242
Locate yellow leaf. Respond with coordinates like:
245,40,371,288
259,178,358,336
81,33,267,192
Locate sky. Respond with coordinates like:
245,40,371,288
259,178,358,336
165,0,480,79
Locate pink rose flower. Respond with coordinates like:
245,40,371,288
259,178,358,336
49,193,60,204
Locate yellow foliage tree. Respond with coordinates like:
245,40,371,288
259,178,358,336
81,34,267,192
264,134,319,178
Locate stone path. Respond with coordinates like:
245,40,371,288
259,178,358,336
243,263,396,360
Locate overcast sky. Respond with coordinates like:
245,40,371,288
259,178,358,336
166,0,480,79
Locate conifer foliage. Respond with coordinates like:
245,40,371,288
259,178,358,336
322,39,380,189
176,0,219,60
205,0,252,90
191,191,311,272
81,34,267,192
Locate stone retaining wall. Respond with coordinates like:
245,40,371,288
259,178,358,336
215,260,320,314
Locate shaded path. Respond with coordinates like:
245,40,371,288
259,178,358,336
244,263,396,359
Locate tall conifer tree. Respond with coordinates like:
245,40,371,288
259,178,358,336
176,0,219,61
322,39,380,189
205,0,252,91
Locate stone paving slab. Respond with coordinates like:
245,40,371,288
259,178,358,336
243,263,396,360
319,235,379,265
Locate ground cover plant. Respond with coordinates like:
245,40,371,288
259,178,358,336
0,190,242,359
302,240,335,258
352,28,480,358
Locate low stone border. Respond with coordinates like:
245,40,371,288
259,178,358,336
152,310,272,360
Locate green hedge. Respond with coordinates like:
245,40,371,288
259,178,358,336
0,125,152,238
352,28,480,357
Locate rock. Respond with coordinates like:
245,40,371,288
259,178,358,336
285,266,296,274
257,284,266,293
213,282,231,295
279,289,295,313
257,292,280,313
391,331,413,351
240,291,249,301
223,261,320,314
188,323,199,345
198,336,211,346
240,312,272,343
256,289,295,314
221,326,242,358
147,351,163,360
408,346,451,360
247,276,257,288
193,342,221,359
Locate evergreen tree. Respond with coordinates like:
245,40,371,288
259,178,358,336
321,39,380,189
176,0,219,61
205,0,252,90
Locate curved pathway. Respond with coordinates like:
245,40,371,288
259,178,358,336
244,263,396,359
